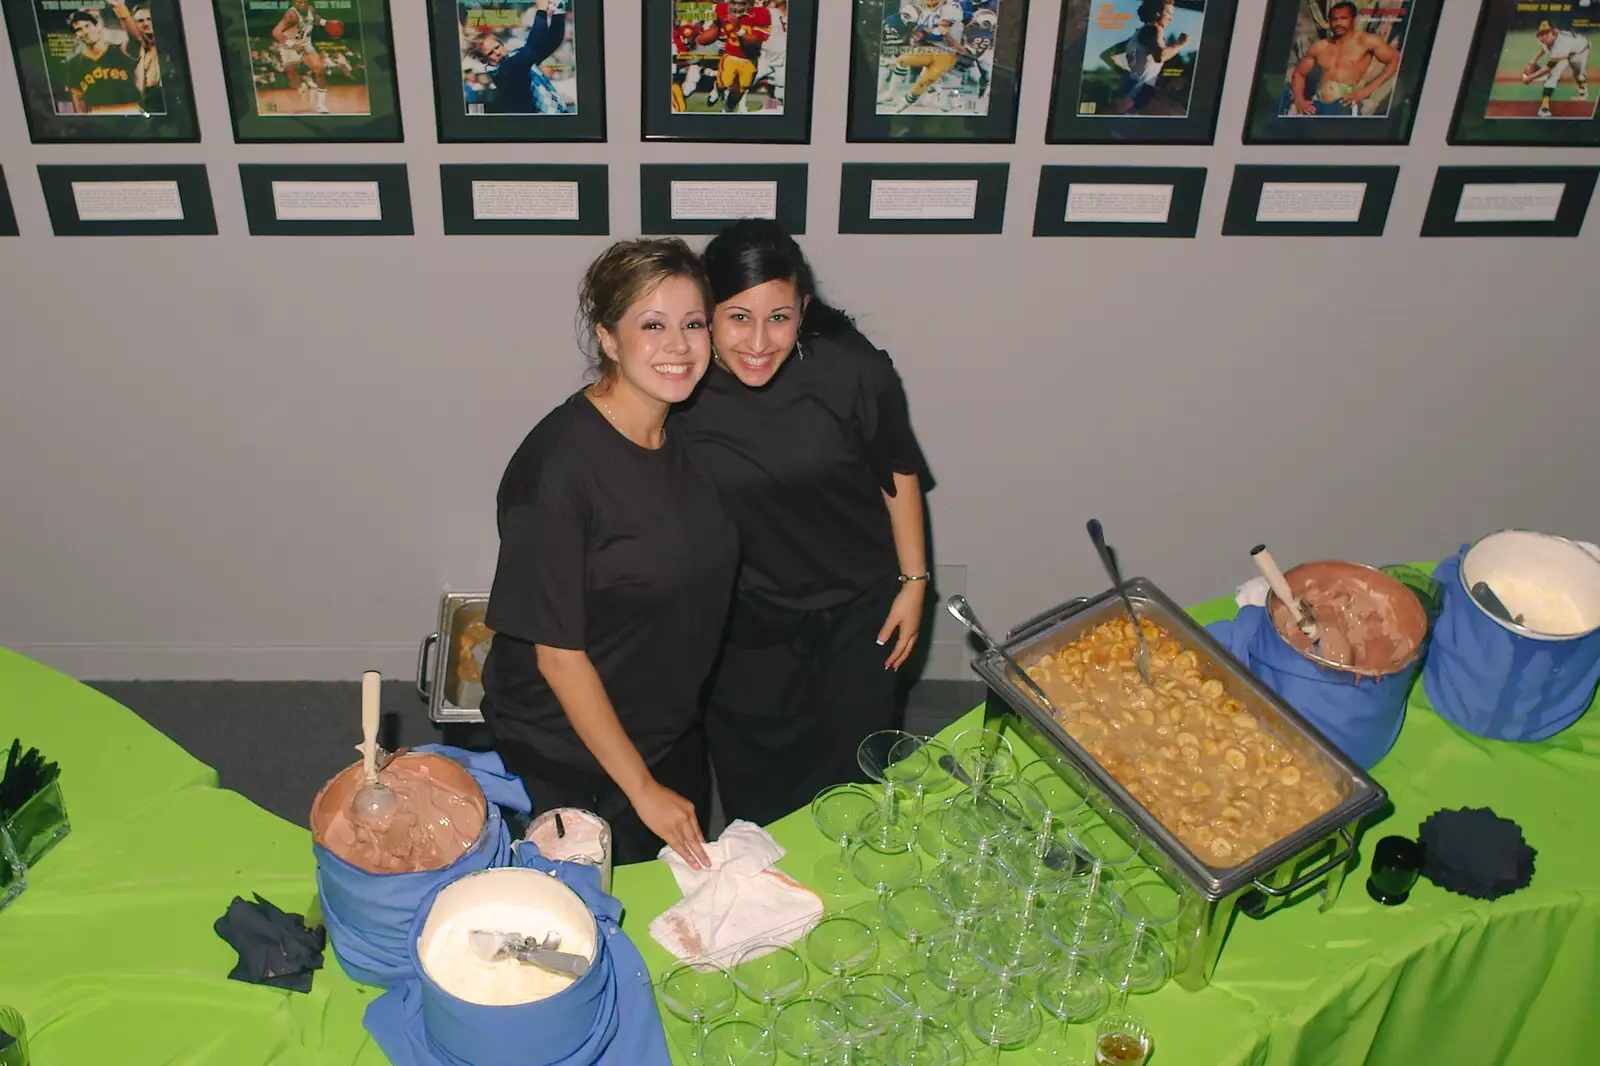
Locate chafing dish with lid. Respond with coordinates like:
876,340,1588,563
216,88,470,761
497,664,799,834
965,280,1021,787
964,578,1388,990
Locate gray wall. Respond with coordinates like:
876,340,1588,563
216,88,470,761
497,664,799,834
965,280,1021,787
1,0,1596,681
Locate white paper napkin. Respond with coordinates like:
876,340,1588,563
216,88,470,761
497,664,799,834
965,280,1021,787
648,821,824,969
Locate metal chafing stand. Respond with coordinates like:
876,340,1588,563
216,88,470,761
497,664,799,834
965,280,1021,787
965,579,1387,991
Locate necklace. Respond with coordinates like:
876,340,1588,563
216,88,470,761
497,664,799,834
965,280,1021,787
594,391,666,446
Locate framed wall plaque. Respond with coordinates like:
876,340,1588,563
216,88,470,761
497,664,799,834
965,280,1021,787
1045,0,1238,144
1449,0,1600,145
643,0,817,142
639,163,807,235
1222,164,1398,236
1242,0,1443,144
1422,166,1597,237
2,0,200,141
38,163,216,236
239,163,412,235
0,168,18,236
1033,165,1206,237
212,0,402,142
428,0,605,142
839,162,1009,234
847,0,1029,142
441,163,609,235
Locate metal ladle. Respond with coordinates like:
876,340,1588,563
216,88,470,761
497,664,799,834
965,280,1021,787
1086,519,1152,685
350,670,399,825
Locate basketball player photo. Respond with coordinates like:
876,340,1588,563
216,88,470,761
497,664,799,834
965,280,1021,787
242,0,369,116
457,0,577,116
670,0,788,114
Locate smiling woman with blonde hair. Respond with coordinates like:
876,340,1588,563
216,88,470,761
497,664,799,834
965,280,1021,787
481,238,735,868
674,220,933,827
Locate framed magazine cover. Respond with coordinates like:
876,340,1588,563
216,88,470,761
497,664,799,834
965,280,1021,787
0,168,17,236
429,0,605,142
211,0,402,142
1045,0,1238,144
847,0,1030,143
1449,0,1600,145
2,0,200,141
1242,0,1443,144
644,0,817,142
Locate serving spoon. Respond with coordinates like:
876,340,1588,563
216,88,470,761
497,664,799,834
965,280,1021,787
1087,520,1152,685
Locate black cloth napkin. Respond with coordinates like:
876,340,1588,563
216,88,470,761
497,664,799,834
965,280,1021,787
214,893,327,993
1418,807,1536,901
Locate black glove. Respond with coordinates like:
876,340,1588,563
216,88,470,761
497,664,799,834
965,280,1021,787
213,894,327,994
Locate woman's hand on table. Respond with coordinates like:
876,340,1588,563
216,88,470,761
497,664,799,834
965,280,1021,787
629,778,710,869
878,581,926,671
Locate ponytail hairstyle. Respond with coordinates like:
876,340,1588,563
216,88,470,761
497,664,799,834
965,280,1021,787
701,220,855,341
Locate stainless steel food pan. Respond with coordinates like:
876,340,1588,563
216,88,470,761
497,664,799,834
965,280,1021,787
971,578,1387,989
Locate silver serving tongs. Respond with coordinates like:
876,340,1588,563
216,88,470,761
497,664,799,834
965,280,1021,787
467,929,591,978
946,595,1057,715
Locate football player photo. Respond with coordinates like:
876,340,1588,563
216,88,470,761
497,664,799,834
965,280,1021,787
876,0,1003,116
1274,0,1408,118
1486,11,1596,119
458,0,577,116
244,0,370,116
671,0,786,114
1077,0,1204,117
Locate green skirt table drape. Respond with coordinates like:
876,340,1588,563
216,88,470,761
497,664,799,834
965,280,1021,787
0,581,1596,1065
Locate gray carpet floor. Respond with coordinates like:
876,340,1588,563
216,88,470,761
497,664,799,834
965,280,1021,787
88,678,983,830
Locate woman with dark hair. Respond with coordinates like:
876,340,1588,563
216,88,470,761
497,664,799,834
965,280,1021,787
481,238,735,867
675,220,932,827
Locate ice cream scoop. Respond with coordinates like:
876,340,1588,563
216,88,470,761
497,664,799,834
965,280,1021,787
351,671,399,826
467,929,591,978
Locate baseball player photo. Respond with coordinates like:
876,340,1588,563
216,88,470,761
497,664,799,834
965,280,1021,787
1076,0,1204,117
27,3,149,116
243,0,369,116
458,0,577,116
1486,11,1597,119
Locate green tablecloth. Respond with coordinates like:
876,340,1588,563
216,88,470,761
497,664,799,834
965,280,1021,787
1,585,1597,1065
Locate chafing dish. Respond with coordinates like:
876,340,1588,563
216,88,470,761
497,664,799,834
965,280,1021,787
417,590,493,724
968,578,1387,990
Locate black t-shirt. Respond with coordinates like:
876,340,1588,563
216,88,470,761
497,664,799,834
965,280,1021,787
63,44,140,111
482,392,738,772
674,327,931,612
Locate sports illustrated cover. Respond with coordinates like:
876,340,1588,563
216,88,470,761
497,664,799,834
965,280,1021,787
1274,0,1409,117
458,0,576,115
671,0,789,114
874,0,1005,116
242,0,369,116
1486,4,1596,119
1077,0,1203,117
27,0,164,114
